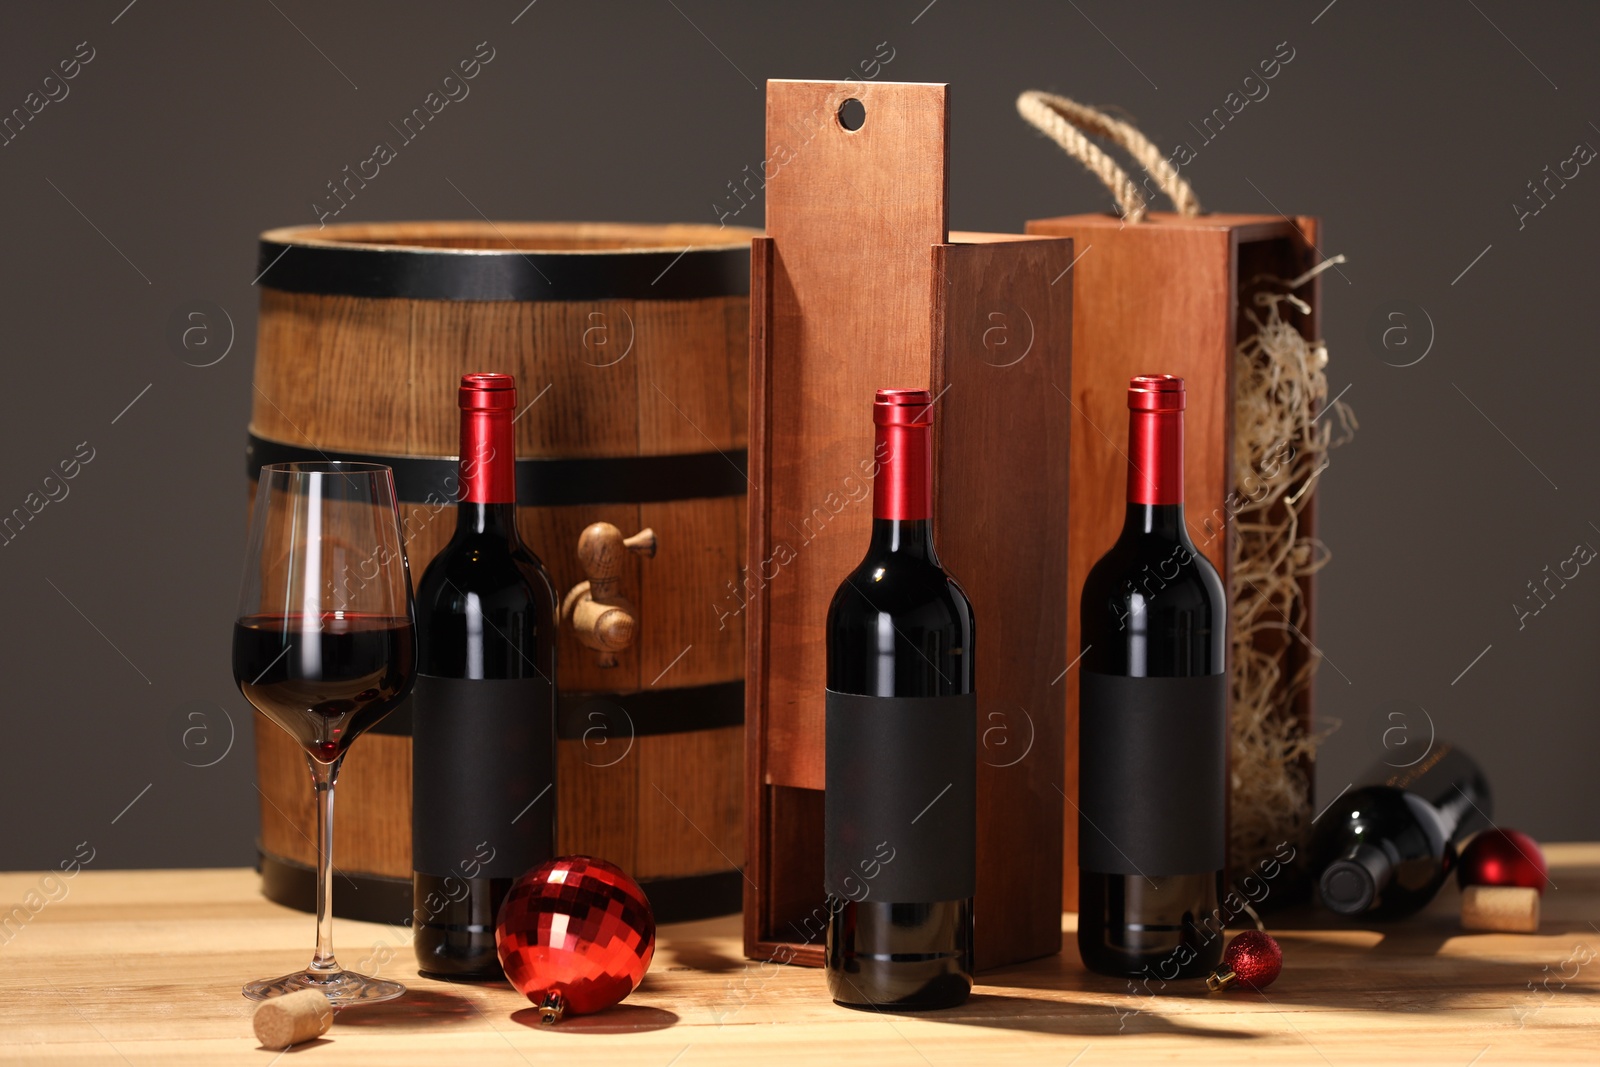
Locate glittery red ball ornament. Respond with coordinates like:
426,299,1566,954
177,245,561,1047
1458,829,1548,893
1205,931,1283,992
495,856,656,1023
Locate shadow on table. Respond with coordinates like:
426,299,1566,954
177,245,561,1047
510,1004,680,1033
331,988,481,1028
1257,899,1600,941
882,991,1259,1040
255,1036,331,1054
664,938,749,974
972,910,1600,1027
1279,934,1600,1004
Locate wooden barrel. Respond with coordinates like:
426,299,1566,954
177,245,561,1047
249,221,754,923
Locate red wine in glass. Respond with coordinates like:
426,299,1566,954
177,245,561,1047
234,460,417,1006
234,612,416,763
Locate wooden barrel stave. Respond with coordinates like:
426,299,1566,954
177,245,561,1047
250,221,753,922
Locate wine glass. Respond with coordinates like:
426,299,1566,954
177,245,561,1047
234,462,418,1003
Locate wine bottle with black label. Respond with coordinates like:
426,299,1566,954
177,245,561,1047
1310,741,1491,920
824,388,976,1011
1078,374,1227,979
411,373,559,980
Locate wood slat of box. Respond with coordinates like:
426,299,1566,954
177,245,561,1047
1025,211,1323,906
746,79,1071,971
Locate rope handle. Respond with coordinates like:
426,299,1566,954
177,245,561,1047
1016,91,1201,224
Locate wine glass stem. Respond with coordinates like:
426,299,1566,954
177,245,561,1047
308,754,344,973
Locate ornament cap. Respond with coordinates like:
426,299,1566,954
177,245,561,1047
1204,967,1237,992
539,990,566,1025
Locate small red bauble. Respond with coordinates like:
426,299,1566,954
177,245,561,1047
495,856,656,1023
1205,931,1283,992
1458,829,1547,893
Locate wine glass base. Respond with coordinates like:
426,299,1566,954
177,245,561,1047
243,968,405,1005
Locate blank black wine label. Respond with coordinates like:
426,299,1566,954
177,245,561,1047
1078,671,1226,876
825,689,976,903
411,674,556,880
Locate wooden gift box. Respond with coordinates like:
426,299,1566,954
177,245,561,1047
1023,211,1324,907
744,80,1073,970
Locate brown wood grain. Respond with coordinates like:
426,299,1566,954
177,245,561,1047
249,222,752,890
744,236,776,957
759,80,950,791
6,859,1600,1065
261,219,744,252
747,82,1070,970
749,80,950,962
1024,211,1322,909
932,234,1072,970
636,727,744,878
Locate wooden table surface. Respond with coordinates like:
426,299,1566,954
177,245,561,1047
3,847,1598,1065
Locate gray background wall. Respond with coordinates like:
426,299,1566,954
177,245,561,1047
2,0,1595,871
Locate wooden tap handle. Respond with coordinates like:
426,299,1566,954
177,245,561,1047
564,523,655,667
576,523,656,593
624,528,658,557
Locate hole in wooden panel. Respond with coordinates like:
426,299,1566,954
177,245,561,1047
836,98,866,132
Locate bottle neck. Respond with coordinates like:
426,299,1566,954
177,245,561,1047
1127,406,1184,507
456,406,519,541
866,518,936,560
1321,842,1393,916
870,419,936,558
873,419,932,521
455,501,520,539
459,407,516,506
1123,502,1190,542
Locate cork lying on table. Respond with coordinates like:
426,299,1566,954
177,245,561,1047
1461,884,1542,933
251,988,333,1049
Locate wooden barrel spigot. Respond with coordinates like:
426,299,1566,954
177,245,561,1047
249,219,752,925
562,522,657,667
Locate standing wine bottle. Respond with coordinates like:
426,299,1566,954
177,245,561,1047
412,373,559,980
1078,374,1227,980
1310,742,1491,920
824,388,975,1011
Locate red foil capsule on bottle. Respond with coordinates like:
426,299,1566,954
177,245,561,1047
1126,374,1185,506
458,373,517,505
872,388,934,521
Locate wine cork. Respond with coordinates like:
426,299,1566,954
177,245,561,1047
1461,885,1541,933
252,988,333,1048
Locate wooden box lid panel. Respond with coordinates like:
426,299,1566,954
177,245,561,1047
760,80,950,792
748,79,1071,971
1025,211,1322,908
933,234,1072,969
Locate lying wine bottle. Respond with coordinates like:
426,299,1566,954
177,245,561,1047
412,373,559,980
824,388,975,1011
1311,741,1491,920
1078,374,1227,980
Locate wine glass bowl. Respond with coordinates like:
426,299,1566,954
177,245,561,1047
234,462,417,1004
233,612,415,764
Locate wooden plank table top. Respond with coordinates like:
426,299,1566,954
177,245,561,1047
2,847,1598,1065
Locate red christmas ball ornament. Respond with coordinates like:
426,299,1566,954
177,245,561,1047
1458,829,1547,893
495,856,656,1023
1205,931,1283,992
